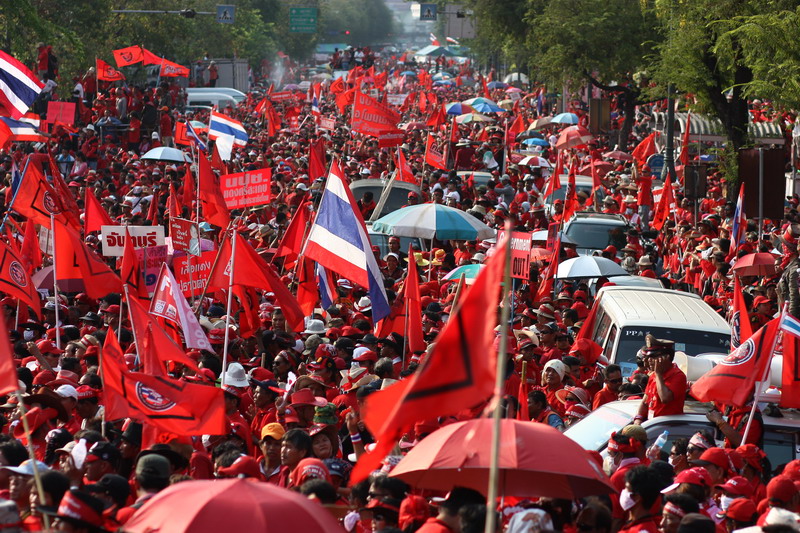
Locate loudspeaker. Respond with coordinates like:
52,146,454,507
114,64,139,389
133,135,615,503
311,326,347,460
684,162,708,200
738,148,785,221
589,98,610,134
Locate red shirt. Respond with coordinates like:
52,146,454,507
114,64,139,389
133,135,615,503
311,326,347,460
593,386,618,410
645,364,686,417
416,517,455,533
618,516,660,533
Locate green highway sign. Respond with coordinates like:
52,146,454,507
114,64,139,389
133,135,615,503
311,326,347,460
289,7,318,33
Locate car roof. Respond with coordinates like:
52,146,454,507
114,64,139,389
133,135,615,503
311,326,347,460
596,286,730,332
569,212,629,225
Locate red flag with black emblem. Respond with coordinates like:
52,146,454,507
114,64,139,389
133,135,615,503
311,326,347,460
690,318,779,407
0,240,40,318
351,232,508,483
11,163,70,228
96,58,125,82
100,326,225,435
731,275,753,349
112,46,144,67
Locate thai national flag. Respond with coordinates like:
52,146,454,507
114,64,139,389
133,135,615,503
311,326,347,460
10,160,22,198
208,111,248,146
731,184,746,249
185,120,208,152
317,263,336,310
0,51,43,119
303,160,390,321
446,37,459,45
0,116,47,142
781,312,800,338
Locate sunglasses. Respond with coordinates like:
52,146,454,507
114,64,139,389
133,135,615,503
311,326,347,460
607,378,623,384
687,446,704,454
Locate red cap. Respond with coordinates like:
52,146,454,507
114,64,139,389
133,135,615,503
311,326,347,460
290,458,331,486
353,349,378,362
768,475,798,503
36,340,61,355
691,447,729,471
719,498,757,522
289,388,327,408
716,476,751,496
752,295,771,308
783,459,800,480
217,454,260,478
76,385,99,400
736,444,766,472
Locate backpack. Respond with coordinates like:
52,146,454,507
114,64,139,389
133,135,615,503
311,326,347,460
47,51,58,75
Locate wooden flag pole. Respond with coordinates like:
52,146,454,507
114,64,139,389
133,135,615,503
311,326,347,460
484,224,513,533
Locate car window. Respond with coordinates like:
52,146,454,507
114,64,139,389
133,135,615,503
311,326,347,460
550,183,594,202
763,429,796,469
604,326,618,364
564,403,634,450
594,309,611,345
565,222,627,251
615,326,731,376
368,233,421,259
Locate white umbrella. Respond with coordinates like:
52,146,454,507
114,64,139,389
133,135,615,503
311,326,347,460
556,256,628,279
141,147,192,163
518,155,552,168
372,203,495,240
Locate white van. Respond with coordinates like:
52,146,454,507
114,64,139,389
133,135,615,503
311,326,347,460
590,286,731,377
186,92,237,109
186,87,246,103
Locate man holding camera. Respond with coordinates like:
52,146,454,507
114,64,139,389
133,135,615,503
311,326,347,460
634,335,687,423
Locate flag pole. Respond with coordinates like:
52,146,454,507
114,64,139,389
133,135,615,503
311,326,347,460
484,222,513,533
193,231,229,317
13,389,50,530
50,214,60,349
742,306,784,443
124,285,143,371
220,230,237,385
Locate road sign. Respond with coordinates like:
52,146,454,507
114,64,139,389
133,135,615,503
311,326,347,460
216,4,235,24
647,154,665,178
419,3,437,21
289,6,318,33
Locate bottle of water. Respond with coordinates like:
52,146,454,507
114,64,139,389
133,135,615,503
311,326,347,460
652,430,669,452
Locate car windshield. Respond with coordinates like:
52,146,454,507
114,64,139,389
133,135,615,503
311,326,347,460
351,184,415,218
369,232,421,259
564,404,634,450
550,183,594,202
565,221,627,251
615,326,731,377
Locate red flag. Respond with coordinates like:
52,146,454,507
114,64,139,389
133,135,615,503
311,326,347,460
160,59,189,78
651,171,675,231
101,326,225,435
507,115,526,145
207,233,305,332
424,134,447,171
0,240,41,319
174,122,191,147
141,48,163,65
197,154,231,229
691,318,779,407
146,189,160,223
150,264,213,351
274,200,310,261
96,58,125,81
562,159,579,221
482,75,491,98
47,156,83,230
351,232,508,483
296,256,319,317
535,237,561,302
632,132,657,165
517,375,530,421
54,221,121,299
0,308,18,395
590,159,601,194
210,143,227,173
233,285,260,339
168,183,183,218
425,105,446,128
731,276,754,349
329,77,345,94
120,229,148,299
780,325,800,408
128,295,202,373
182,165,196,211
335,88,356,114
679,113,692,169
12,163,71,228
19,221,42,274
85,189,114,234
308,138,327,181
112,46,143,67
395,148,416,184
403,244,425,355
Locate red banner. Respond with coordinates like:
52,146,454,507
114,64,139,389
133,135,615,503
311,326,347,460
174,250,216,297
378,129,405,148
424,134,447,170
219,168,272,209
319,117,336,131
351,91,401,137
268,91,295,102
46,102,76,126
160,59,189,77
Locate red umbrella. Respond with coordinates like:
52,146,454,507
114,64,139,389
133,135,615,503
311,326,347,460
579,161,614,177
555,125,593,150
390,418,614,499
402,122,426,131
530,247,553,261
123,478,343,533
602,150,634,162
732,252,779,277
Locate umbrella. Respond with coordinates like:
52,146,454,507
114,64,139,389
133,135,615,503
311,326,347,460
732,253,778,277
433,80,455,87
522,138,550,147
467,101,505,113
552,112,580,125
445,102,472,115
529,116,553,130
516,130,543,141
518,155,552,167
310,72,331,80
190,120,207,130
33,265,84,293
557,256,628,279
456,112,494,124
530,247,553,261
503,73,530,84
372,203,495,240
505,87,523,93
487,81,508,89
141,147,192,163
282,83,300,91
400,71,417,76
401,122,426,131
442,264,485,285
123,478,342,533
390,418,615,499
498,99,515,110
579,161,614,176
432,72,452,80
555,125,593,150
602,150,633,162
462,97,496,107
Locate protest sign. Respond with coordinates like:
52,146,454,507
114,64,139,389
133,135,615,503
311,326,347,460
100,225,165,257
220,168,272,209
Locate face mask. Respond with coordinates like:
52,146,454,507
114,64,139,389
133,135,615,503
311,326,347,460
625,208,634,215
602,454,619,476
619,488,637,511
668,454,680,467
720,495,735,511
23,330,35,341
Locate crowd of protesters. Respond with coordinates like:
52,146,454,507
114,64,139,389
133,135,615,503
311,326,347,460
0,41,797,532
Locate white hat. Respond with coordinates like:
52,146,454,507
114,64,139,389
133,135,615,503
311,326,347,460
55,384,78,400
293,339,305,353
337,279,353,289
637,256,653,267
303,319,326,335
222,362,249,387
472,252,486,263
296,183,308,191
354,297,372,313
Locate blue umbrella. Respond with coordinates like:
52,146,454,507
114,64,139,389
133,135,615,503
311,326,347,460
552,112,579,125
401,71,417,76
372,203,494,240
487,81,508,89
432,72,453,80
433,80,456,86
442,264,485,285
522,137,550,146
445,102,471,115
469,101,505,113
